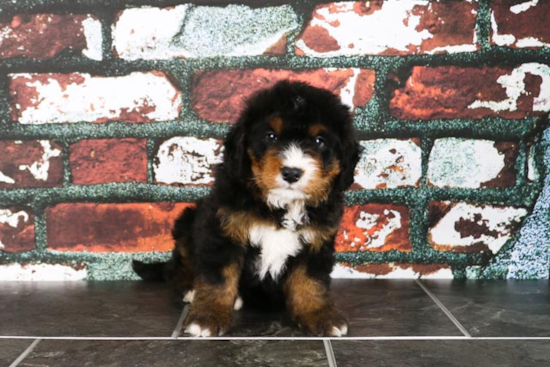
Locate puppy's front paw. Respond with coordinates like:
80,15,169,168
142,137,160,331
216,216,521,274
185,322,213,337
297,307,348,337
234,296,243,311
184,308,233,337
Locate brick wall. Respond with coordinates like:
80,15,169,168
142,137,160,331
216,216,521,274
0,0,549,280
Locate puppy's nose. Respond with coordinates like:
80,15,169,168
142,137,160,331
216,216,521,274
281,167,303,184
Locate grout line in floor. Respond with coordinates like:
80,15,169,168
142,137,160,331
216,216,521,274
171,305,190,338
415,279,472,338
323,339,338,367
9,338,41,367
2,336,550,341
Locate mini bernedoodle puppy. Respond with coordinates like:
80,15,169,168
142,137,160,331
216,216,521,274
133,80,360,337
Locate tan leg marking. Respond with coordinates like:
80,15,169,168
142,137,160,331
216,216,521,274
284,265,348,336
185,262,241,337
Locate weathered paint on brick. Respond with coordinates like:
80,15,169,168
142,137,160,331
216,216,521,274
353,139,421,190
154,137,223,186
0,263,87,281
179,5,298,57
491,0,550,48
113,5,298,60
331,263,453,279
502,128,550,279
296,1,478,57
428,139,518,188
527,141,540,182
0,208,35,252
0,140,63,188
192,68,375,123
335,204,411,252
0,0,548,282
390,64,550,120
0,14,102,60
46,202,193,252
112,5,189,60
429,202,528,254
10,72,181,124
69,139,148,185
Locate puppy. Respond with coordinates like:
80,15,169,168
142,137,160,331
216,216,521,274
133,80,360,337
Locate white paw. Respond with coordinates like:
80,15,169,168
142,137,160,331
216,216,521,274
330,324,348,337
185,323,211,337
233,296,243,311
182,290,195,303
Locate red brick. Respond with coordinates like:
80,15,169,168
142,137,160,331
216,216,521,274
335,204,411,252
296,1,478,56
70,138,147,185
0,207,35,252
0,140,63,188
10,72,181,124
46,202,193,252
491,0,550,48
0,14,101,60
389,65,550,120
192,68,375,123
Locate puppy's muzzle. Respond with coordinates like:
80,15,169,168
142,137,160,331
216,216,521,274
281,167,303,184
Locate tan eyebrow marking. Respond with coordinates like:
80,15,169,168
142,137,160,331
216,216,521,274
268,116,283,135
308,124,327,137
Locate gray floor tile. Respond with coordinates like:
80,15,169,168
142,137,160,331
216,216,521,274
331,340,550,367
0,282,182,337
180,279,462,337
18,340,328,367
421,280,550,337
331,279,463,336
6,279,539,339
0,339,34,366
228,308,304,337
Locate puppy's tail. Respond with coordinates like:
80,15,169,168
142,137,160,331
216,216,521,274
132,260,168,282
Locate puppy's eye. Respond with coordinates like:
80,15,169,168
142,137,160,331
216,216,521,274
315,136,326,149
264,132,278,144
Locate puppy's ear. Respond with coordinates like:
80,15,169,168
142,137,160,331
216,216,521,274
222,121,248,183
336,125,361,191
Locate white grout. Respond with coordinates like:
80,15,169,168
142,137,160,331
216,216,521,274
415,279,472,338
9,338,41,367
1,336,550,341
323,339,338,367
171,305,190,338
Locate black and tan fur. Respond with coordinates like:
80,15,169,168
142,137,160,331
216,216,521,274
133,81,360,336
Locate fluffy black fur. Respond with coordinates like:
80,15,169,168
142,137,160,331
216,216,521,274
133,80,360,336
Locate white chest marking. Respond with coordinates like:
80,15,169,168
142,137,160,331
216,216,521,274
249,224,303,280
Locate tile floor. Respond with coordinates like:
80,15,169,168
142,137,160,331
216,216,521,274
0,279,548,366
